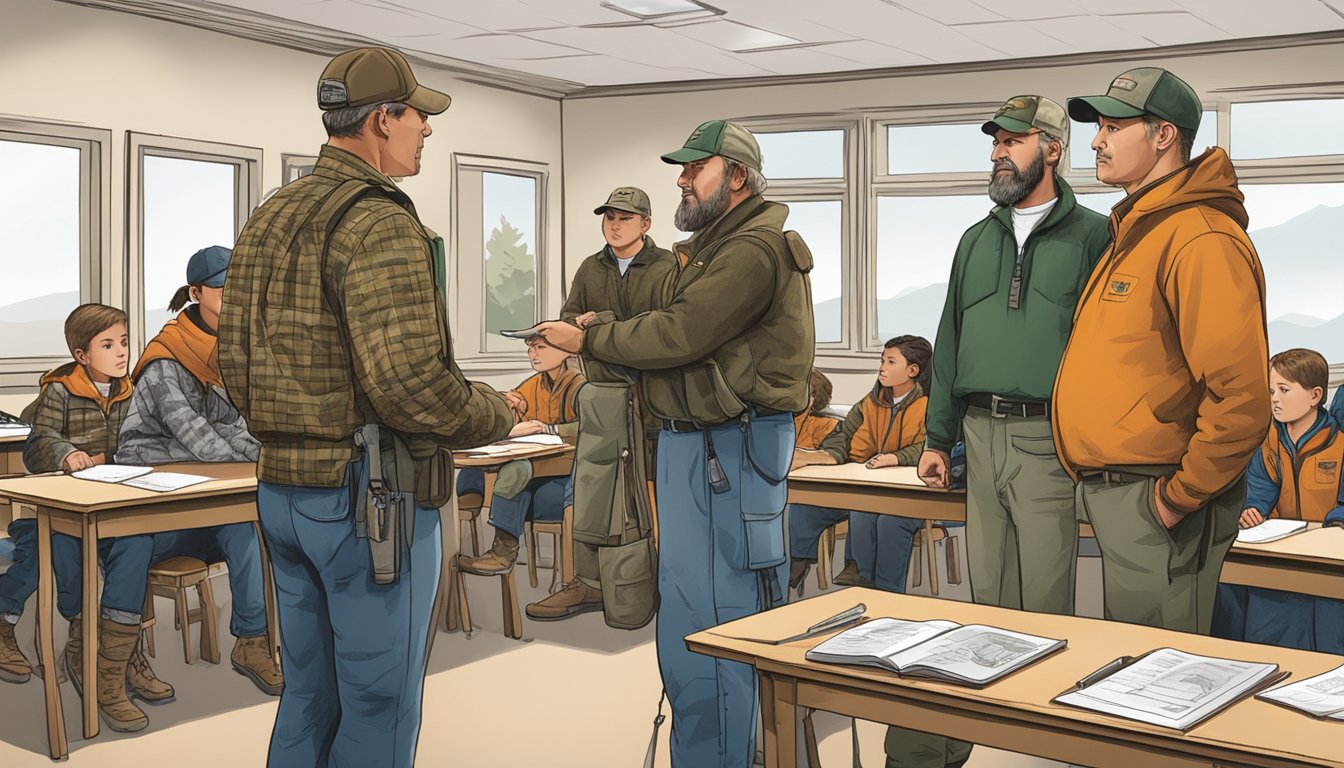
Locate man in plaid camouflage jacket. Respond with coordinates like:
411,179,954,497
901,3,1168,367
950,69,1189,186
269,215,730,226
219,47,512,768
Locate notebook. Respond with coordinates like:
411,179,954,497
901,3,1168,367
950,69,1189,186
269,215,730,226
1236,518,1309,544
1257,664,1344,720
804,616,1065,687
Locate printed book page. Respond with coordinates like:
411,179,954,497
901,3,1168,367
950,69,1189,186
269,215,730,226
1236,519,1308,544
805,618,960,667
121,472,212,492
1055,648,1279,730
885,624,1065,684
1258,664,1344,719
71,465,153,483
506,434,565,446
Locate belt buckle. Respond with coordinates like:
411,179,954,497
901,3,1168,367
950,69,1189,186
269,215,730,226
990,394,1009,419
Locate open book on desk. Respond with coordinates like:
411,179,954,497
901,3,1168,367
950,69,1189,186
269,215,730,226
1236,518,1308,544
1257,663,1344,721
1053,647,1288,731
71,464,212,492
804,617,1065,687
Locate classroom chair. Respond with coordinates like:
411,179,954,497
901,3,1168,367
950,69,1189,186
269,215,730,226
908,523,962,596
525,505,574,592
145,556,220,664
815,519,848,590
451,554,523,640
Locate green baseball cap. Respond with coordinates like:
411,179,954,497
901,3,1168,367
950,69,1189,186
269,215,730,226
594,186,652,216
661,120,762,172
318,47,452,115
981,95,1069,146
1068,67,1201,131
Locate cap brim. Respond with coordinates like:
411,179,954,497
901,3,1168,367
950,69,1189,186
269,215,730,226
594,203,648,216
200,270,228,288
981,116,1035,136
1068,95,1144,123
661,147,715,165
405,84,452,115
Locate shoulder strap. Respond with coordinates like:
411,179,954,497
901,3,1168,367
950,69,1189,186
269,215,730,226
730,226,813,274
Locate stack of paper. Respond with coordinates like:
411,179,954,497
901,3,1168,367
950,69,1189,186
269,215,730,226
1236,519,1308,544
70,465,212,492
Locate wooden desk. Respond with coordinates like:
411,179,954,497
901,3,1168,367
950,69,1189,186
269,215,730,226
0,432,28,531
0,462,277,761
1221,524,1344,601
787,464,964,593
688,589,1344,768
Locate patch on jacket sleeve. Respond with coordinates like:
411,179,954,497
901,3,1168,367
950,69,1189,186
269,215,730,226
1101,273,1140,302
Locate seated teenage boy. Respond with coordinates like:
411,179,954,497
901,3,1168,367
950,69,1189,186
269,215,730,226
456,336,584,574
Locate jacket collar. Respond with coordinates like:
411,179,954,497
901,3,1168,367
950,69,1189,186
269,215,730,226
600,236,666,271
312,145,407,200
1275,408,1335,456
677,195,770,261
988,174,1078,235
40,361,132,414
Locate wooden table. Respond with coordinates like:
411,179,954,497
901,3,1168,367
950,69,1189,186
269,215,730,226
1221,524,1344,601
0,432,29,531
787,464,965,593
688,589,1344,768
0,462,277,761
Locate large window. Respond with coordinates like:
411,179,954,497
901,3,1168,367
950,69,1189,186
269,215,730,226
128,133,260,353
0,121,107,369
453,156,548,359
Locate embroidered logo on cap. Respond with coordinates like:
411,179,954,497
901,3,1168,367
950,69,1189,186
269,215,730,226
998,97,1030,116
1111,76,1138,92
318,79,349,108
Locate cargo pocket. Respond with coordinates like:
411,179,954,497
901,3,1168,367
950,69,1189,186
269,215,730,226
597,537,659,630
290,485,352,523
740,415,792,570
682,360,746,425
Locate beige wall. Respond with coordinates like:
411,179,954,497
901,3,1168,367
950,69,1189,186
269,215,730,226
560,40,1344,405
0,0,562,407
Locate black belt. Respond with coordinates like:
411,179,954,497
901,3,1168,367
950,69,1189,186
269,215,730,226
1079,469,1157,485
965,393,1049,419
659,404,787,433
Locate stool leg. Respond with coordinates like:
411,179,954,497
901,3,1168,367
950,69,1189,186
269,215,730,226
526,523,539,590
946,534,962,585
910,537,924,589
501,571,521,640
174,587,193,664
560,509,575,589
143,590,156,659
817,527,834,590
925,523,939,597
197,577,220,664
455,561,472,637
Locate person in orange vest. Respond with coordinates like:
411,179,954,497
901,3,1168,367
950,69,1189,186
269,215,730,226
788,337,933,592
1213,348,1343,654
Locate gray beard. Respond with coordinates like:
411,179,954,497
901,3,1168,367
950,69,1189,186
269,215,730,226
987,148,1047,207
674,173,732,232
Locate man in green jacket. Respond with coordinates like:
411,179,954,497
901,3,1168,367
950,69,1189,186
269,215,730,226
218,47,513,768
905,96,1110,768
532,120,813,768
525,186,674,621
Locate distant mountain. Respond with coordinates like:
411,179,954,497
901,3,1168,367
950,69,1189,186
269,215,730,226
1273,313,1328,328
1248,203,1344,323
1268,311,1344,362
0,291,79,323
813,283,950,344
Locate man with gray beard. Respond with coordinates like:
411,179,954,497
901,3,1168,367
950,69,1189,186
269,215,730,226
895,96,1109,768
531,120,813,768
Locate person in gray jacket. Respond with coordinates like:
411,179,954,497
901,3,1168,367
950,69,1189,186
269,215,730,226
116,246,281,696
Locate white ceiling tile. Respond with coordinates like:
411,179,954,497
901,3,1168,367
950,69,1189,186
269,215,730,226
1323,0,1344,14
736,47,873,76
952,20,1082,58
525,24,704,61
1027,14,1157,52
1173,0,1344,37
812,39,933,67
1104,11,1230,45
891,0,1006,25
706,2,857,44
513,0,639,27
676,19,801,51
1070,0,1184,12
808,0,1008,62
447,33,591,61
970,0,1086,21
526,56,711,85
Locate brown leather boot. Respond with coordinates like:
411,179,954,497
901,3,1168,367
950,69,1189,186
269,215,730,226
61,615,84,694
126,636,175,705
457,529,519,575
96,618,148,732
831,561,872,588
788,559,812,592
0,620,32,684
232,635,283,696
525,579,603,621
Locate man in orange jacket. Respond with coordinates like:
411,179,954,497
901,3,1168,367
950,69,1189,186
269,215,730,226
1054,67,1271,634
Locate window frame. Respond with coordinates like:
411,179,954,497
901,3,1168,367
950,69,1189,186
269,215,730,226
126,132,261,355
450,153,549,366
0,118,110,383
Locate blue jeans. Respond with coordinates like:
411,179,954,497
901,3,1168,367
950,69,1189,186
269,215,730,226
787,504,849,561
485,476,566,539
1243,586,1344,654
152,524,266,637
657,413,793,768
847,511,924,593
0,520,152,622
258,457,441,768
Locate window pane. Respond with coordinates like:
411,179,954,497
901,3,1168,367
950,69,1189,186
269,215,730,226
888,123,988,174
1242,183,1344,362
0,140,82,357
483,172,537,348
780,200,842,343
1233,100,1344,159
876,194,993,344
143,155,235,336
1071,111,1217,170
1076,189,1126,217
756,130,844,179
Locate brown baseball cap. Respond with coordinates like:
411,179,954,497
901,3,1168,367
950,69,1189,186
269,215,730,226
317,47,451,115
594,187,652,216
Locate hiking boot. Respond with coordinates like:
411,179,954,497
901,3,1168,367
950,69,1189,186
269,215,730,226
95,618,148,732
457,529,519,575
61,615,84,694
232,635,283,696
525,579,603,621
0,620,32,684
126,636,175,705
831,561,872,588
788,559,812,593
